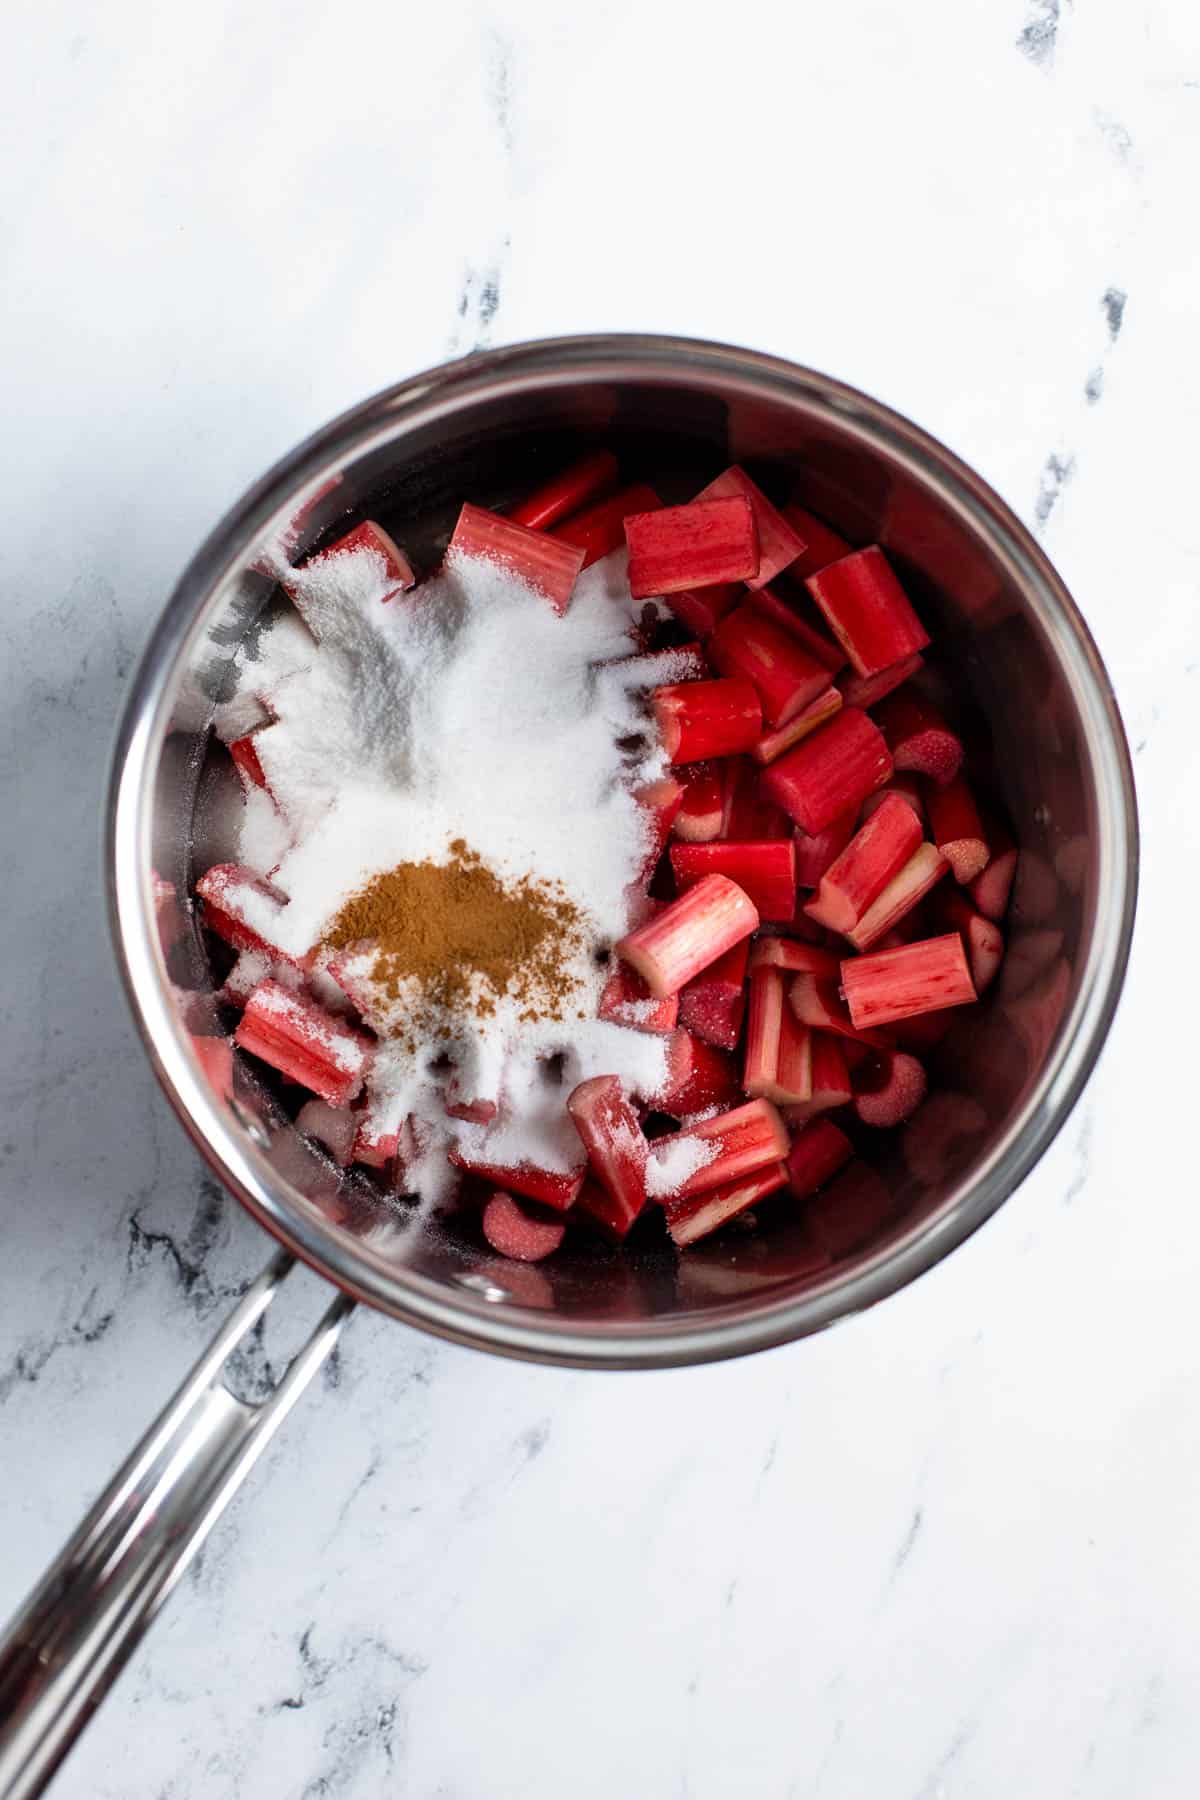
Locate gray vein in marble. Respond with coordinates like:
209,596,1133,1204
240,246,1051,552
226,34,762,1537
1102,286,1127,344
1034,451,1076,528
913,1719,976,1800
1094,112,1134,164
1062,1105,1093,1207
888,1505,925,1583
1085,366,1104,406
1016,0,1063,69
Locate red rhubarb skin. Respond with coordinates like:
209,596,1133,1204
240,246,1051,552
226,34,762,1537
838,652,924,711
805,546,930,678
749,939,841,978
634,775,685,881
664,1161,789,1247
926,773,989,883
448,1150,584,1212
653,678,762,765
789,971,893,1051
298,520,416,602
482,1191,567,1262
625,496,759,599
844,842,950,951
747,584,846,673
509,450,619,531
935,886,1005,993
793,809,859,887
804,793,925,934
694,467,806,590
567,1076,648,1235
670,839,797,923
672,764,725,843
873,691,964,787
760,708,893,835
722,758,793,840
744,970,812,1104
677,939,750,1051
599,961,680,1033
750,688,843,766
235,979,373,1108
195,864,302,965
657,1029,742,1116
449,502,585,615
784,1031,852,1120
616,873,759,998
663,582,741,640
229,735,269,791
780,505,853,580
709,604,831,728
785,1117,854,1198
551,483,662,568
657,1098,789,1201
840,932,977,1031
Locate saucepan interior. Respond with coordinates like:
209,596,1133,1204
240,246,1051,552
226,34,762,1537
107,335,1137,1368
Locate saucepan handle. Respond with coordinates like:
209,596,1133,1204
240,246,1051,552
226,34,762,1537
0,1250,352,1799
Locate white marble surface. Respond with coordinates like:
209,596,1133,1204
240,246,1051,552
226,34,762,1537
2,1,1197,1794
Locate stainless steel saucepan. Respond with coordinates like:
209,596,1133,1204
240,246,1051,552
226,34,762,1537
0,336,1138,1798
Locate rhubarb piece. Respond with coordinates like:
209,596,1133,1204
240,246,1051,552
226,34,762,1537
693,466,806,589
841,933,977,1030
599,961,680,1034
672,764,725,842
744,969,813,1104
781,504,852,579
861,775,925,824
844,843,950,951
353,1117,400,1169
551,482,662,567
482,1191,567,1262
873,691,963,787
783,1032,852,1122
852,1051,927,1127
789,971,892,1050
970,833,1018,922
760,707,893,835
664,1162,789,1247
295,1098,357,1166
635,775,685,881
837,652,925,711
709,604,830,728
806,1163,897,1258
229,734,268,792
444,1082,499,1125
793,809,859,887
926,774,988,884
192,1034,234,1096
447,1149,585,1212
657,1029,741,1115
652,677,762,764
670,840,796,923
195,864,301,964
508,450,619,530
235,979,373,1107
663,582,741,639
654,1098,789,1201
805,546,929,678
746,585,846,673
721,758,792,840
567,1076,649,1237
615,873,759,997
448,502,585,614
750,688,843,765
677,939,749,1051
625,496,758,598
296,519,416,607
804,794,925,933
933,887,1005,994
749,939,841,977
785,1117,854,1198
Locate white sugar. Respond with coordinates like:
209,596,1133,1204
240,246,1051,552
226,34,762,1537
645,1133,719,1198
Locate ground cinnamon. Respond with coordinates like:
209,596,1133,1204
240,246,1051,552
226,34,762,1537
321,839,587,1034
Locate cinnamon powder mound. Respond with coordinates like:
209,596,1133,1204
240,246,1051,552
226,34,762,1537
322,839,588,1029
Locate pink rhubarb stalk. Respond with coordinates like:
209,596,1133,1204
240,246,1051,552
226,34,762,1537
785,1117,854,1198
481,1191,567,1262
677,939,750,1051
652,678,762,764
551,483,662,568
567,1076,649,1238
759,707,893,835
780,504,852,579
657,1029,741,1116
663,582,741,639
803,793,924,933
625,496,759,598
664,1162,789,1247
744,969,813,1104
509,450,619,530
599,962,680,1034
749,687,842,766
805,545,930,677
448,1149,585,1212
670,839,797,923
672,764,725,842
448,502,585,614
709,604,831,728
926,773,989,883
693,466,806,589
615,873,759,998
843,842,949,951
655,1098,789,1201
837,652,925,711
235,979,373,1108
840,933,977,1030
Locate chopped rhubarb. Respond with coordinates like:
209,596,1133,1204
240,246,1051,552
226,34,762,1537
664,1161,789,1247
567,1076,649,1237
195,863,301,964
616,873,759,997
599,961,680,1034
508,450,619,530
780,504,852,579
721,758,793,840
663,581,741,640
709,604,831,728
749,939,841,977
933,886,1004,993
838,652,925,711
444,1083,500,1125
295,519,416,607
793,808,859,887
693,466,806,589
657,1028,742,1116
760,707,893,835
482,1191,567,1262
861,775,925,824
448,1149,585,1212
746,584,846,673
840,933,977,1030
744,969,813,1104
970,833,1018,922
353,1117,400,1169
448,502,585,614
625,496,758,598
229,734,269,792
654,1098,789,1201
873,691,964,787
844,842,949,951
926,774,988,883
750,687,843,765
635,775,685,881
678,939,749,1051
805,546,930,678
670,840,797,923
653,677,762,764
192,1034,234,1097
785,1117,854,1198
235,979,373,1107
551,482,662,568
789,971,892,1050
672,764,725,843
783,1031,852,1122
852,1050,927,1127
295,1098,357,1166
804,793,925,934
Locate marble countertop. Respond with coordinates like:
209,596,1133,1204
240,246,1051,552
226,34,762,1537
2,1,1196,1794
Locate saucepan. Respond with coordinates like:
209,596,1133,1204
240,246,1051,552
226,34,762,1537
0,335,1138,1798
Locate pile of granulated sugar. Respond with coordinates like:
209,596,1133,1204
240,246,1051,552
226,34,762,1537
222,540,694,1202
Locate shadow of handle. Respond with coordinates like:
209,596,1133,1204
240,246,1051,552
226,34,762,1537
0,1250,353,1799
